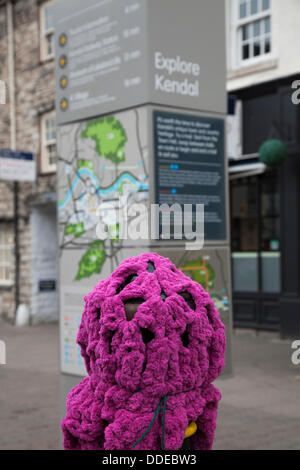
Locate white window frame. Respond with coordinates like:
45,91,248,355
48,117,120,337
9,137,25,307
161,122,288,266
40,0,55,62
0,225,14,287
232,0,273,69
40,111,57,174
227,99,243,159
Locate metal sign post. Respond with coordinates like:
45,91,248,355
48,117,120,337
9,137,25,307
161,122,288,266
13,181,20,318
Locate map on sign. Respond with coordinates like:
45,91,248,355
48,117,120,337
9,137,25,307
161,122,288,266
57,107,149,281
180,256,230,314
157,246,232,375
157,247,230,319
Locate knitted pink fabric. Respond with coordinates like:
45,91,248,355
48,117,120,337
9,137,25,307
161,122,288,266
62,253,225,450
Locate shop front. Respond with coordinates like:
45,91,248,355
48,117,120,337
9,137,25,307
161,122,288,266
229,75,300,336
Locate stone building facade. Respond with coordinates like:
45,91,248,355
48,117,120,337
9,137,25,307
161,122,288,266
0,0,58,322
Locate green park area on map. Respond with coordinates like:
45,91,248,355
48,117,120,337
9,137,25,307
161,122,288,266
58,110,149,282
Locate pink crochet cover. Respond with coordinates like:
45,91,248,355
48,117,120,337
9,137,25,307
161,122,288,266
62,252,226,450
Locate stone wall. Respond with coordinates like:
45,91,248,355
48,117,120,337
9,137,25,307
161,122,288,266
0,0,56,321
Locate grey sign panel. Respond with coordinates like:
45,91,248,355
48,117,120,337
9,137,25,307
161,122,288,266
55,0,226,125
55,0,148,125
56,0,231,380
153,110,226,241
148,0,226,115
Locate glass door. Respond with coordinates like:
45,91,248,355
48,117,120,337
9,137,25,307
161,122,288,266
231,176,259,293
231,170,281,297
260,174,281,293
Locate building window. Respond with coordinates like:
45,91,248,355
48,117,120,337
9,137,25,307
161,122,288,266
40,0,55,61
231,170,281,294
0,225,14,286
41,111,57,174
235,0,271,66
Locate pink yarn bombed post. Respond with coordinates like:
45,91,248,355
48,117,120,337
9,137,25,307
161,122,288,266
62,253,226,450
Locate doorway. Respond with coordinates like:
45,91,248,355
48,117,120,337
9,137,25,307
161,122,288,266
230,170,281,330
31,204,58,323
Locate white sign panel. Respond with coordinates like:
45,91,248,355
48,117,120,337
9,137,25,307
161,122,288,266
0,150,36,182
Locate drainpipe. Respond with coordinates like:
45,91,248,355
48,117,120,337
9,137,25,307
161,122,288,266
7,0,20,319
7,0,16,150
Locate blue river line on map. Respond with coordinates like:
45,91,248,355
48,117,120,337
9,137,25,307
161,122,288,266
58,167,149,209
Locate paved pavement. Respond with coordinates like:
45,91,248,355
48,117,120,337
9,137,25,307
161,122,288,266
0,321,60,450
0,320,299,450
214,329,300,450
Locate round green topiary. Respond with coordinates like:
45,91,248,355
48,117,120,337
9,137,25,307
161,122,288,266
258,139,287,167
